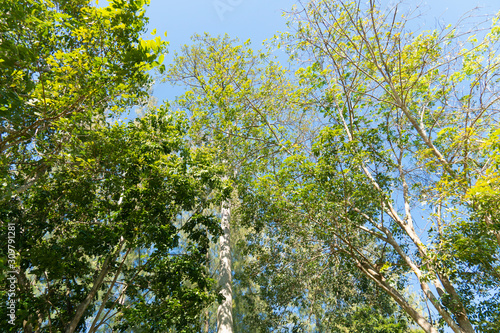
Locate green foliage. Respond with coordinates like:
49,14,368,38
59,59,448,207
0,0,167,198
2,0,499,332
242,1,500,332
236,143,413,332
0,107,225,332
166,34,310,172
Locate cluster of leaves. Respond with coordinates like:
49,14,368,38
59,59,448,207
0,1,229,332
0,107,226,332
0,0,166,198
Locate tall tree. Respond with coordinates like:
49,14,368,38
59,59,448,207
0,106,225,332
167,34,310,332
246,1,500,332
0,1,230,331
237,190,420,332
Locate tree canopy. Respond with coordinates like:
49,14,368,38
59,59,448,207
239,1,500,332
1,0,499,332
0,0,166,198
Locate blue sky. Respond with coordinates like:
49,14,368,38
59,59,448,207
146,0,500,48
143,0,500,103
146,0,293,51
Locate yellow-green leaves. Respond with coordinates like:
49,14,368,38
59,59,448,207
264,1,500,331
467,129,500,201
1,0,167,199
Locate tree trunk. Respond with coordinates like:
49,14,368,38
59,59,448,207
205,250,210,333
65,238,124,333
65,259,111,333
217,199,233,333
205,308,209,333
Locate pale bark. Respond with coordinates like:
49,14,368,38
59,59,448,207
205,250,210,333
337,102,472,333
65,238,124,333
204,308,209,333
355,260,439,333
65,259,111,333
217,199,233,333
485,214,500,247
88,248,131,333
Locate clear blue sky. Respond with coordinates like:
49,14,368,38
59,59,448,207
143,0,500,103
146,0,294,51
145,0,500,47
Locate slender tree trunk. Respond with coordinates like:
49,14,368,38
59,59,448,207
205,308,209,333
88,248,131,333
217,199,233,333
65,258,111,333
205,251,210,333
65,238,124,333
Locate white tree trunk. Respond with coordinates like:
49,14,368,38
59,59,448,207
217,199,233,333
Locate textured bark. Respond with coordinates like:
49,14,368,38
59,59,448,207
217,199,233,333
65,239,124,333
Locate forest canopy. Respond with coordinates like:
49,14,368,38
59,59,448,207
1,0,499,332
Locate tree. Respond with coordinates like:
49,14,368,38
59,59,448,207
245,0,500,332
166,34,310,332
167,31,422,333
0,1,230,331
0,0,166,197
237,193,419,332
0,106,226,332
